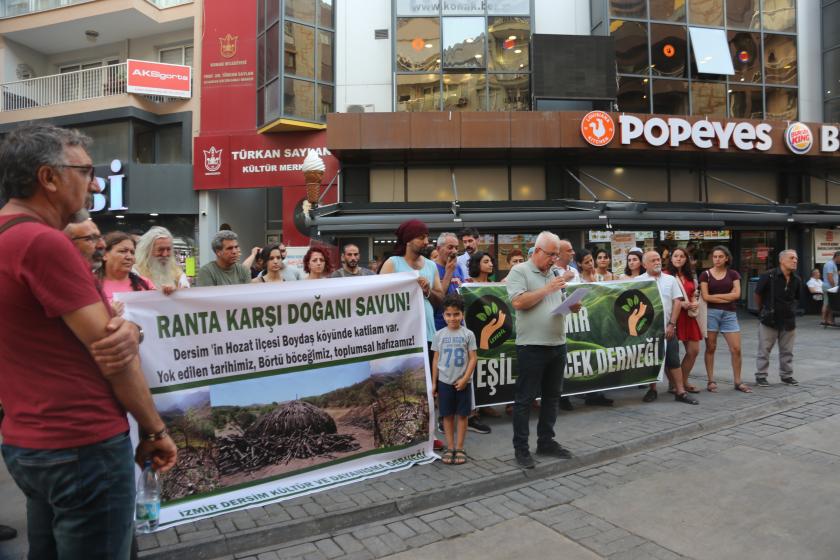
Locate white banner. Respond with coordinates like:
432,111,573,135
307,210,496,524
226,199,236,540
117,272,434,529
815,228,840,264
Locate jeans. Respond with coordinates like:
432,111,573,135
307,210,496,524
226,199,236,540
756,324,796,380
2,432,135,560
512,344,567,452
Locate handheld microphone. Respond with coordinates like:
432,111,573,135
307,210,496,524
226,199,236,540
552,267,567,299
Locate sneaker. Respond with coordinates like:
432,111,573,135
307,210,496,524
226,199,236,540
559,397,574,411
781,377,799,386
642,389,658,403
584,394,614,407
515,449,535,469
755,378,770,387
467,416,491,434
536,440,573,459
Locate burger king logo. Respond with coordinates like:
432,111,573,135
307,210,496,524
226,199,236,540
784,122,813,155
581,111,616,147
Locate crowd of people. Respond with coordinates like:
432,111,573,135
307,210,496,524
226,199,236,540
0,124,814,555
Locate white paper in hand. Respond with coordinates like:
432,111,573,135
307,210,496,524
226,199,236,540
552,287,589,315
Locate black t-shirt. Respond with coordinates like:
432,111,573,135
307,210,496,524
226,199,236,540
755,268,801,331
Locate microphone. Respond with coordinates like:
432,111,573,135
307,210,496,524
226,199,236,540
552,267,567,299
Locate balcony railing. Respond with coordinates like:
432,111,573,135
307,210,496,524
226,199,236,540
0,0,190,18
1,63,128,112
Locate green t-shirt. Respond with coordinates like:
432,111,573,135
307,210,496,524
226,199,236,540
505,260,566,346
196,261,251,287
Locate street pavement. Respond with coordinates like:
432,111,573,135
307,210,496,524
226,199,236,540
0,312,838,560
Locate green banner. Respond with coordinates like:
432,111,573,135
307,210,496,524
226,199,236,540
460,280,665,406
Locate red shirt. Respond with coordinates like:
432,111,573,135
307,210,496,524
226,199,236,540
0,215,128,449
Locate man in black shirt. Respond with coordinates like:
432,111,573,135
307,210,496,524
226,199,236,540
754,250,801,387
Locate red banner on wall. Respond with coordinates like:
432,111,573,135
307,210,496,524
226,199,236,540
127,60,191,98
193,131,339,190
200,0,257,134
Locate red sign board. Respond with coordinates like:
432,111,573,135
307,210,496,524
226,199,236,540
126,59,191,98
193,132,339,190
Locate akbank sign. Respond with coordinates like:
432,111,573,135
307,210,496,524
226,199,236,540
91,159,127,213
580,111,839,155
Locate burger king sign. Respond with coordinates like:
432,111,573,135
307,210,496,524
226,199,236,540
784,122,813,155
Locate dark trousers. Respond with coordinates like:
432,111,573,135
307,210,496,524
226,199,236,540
512,344,567,452
2,432,135,560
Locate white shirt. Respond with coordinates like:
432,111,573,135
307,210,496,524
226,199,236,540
638,272,683,326
552,263,581,284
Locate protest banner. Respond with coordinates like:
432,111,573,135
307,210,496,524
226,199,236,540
117,272,434,529
460,280,665,406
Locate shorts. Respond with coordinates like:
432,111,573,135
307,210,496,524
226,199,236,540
823,288,832,310
706,308,740,333
438,381,472,418
665,337,681,369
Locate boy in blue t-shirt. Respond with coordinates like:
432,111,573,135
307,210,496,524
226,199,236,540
431,294,477,465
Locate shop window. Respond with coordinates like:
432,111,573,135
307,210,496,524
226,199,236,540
652,79,689,114
487,0,529,15
765,87,797,120
396,18,441,72
610,20,649,74
487,73,530,111
370,168,405,202
707,171,777,204
726,0,760,29
318,30,334,81
617,76,649,113
689,0,723,26
285,22,315,78
159,45,193,68
132,122,155,164
396,74,441,111
728,85,763,118
809,176,827,205
443,73,486,111
650,0,685,22
283,78,315,120
609,0,645,19
395,0,437,16
651,23,687,78
511,167,545,200
266,23,280,82
825,3,840,51
286,0,315,23
669,168,700,202
266,0,279,25
763,0,795,33
728,31,761,83
498,234,537,273
407,168,452,202
691,81,727,117
317,84,334,121
688,27,734,76
579,166,668,202
157,125,183,164
825,50,840,100
265,78,281,121
487,16,529,72
826,99,840,125
763,34,796,86
455,167,508,201
829,175,840,206
319,0,333,28
442,17,486,69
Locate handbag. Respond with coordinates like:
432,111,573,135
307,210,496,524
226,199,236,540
676,274,699,318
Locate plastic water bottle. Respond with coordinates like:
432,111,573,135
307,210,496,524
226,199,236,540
135,460,160,533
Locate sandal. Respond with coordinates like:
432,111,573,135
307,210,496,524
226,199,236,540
441,450,454,465
707,381,718,393
452,449,467,465
675,392,699,405
734,383,753,393
685,384,701,394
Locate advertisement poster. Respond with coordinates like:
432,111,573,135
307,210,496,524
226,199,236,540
815,228,840,263
117,273,434,529
460,280,665,406
610,232,637,276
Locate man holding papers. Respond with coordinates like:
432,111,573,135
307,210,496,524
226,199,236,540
506,232,581,469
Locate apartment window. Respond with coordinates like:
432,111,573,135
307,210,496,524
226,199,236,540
159,45,194,67
394,1,531,111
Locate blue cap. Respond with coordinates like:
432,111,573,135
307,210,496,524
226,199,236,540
528,247,535,257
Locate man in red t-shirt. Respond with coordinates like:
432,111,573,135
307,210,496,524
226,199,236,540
0,124,177,559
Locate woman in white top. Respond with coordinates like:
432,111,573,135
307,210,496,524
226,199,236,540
593,248,616,281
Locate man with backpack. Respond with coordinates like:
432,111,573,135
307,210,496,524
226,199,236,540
754,250,801,387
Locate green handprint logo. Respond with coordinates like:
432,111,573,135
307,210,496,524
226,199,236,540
466,295,512,350
614,289,654,336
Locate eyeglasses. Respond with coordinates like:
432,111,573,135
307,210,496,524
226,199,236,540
72,234,102,243
537,247,560,259
58,164,95,181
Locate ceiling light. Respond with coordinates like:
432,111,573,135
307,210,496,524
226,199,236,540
425,43,433,48
643,78,648,83
115,215,125,219
150,213,159,217
514,48,522,54
85,29,99,42
474,54,482,58
507,35,516,40
614,167,624,174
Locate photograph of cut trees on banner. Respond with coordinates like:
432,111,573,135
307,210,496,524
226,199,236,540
460,280,666,407
116,273,434,529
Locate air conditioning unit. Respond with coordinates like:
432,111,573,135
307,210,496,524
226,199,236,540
346,104,375,113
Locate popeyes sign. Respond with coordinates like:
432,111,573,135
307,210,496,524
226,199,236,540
126,59,191,99
579,112,840,155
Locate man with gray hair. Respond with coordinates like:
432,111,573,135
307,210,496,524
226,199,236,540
197,230,251,286
506,231,581,468
754,249,801,387
0,123,176,558
64,217,105,271
135,226,191,293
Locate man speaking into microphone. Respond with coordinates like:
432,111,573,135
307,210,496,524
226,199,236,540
505,232,581,469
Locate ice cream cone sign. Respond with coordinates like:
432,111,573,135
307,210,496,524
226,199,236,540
302,150,326,204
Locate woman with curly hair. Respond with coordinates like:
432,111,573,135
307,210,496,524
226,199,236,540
98,231,155,305
303,245,333,280
665,247,705,394
467,251,495,283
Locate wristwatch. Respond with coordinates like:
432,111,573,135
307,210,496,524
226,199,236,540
133,322,144,344
143,427,169,441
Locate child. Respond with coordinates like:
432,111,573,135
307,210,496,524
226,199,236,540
431,294,477,465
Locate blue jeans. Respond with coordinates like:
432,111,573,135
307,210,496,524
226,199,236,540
2,432,135,560
512,344,567,452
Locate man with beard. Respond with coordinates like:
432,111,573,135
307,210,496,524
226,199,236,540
330,243,375,277
64,218,105,271
456,227,480,280
135,226,190,293
0,124,177,559
196,230,251,286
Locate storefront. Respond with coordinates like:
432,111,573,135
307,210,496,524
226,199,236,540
317,110,840,292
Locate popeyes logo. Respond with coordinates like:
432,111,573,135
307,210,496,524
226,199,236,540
219,33,238,59
204,147,223,175
581,111,615,147
784,122,813,155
